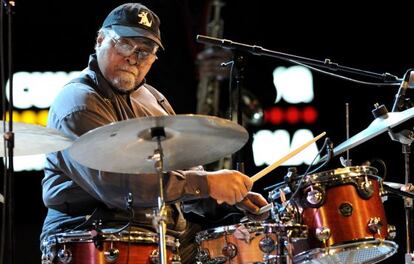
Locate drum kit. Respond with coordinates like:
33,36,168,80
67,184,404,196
2,105,414,263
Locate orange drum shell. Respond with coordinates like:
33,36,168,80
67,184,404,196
199,232,277,264
301,179,388,249
54,241,173,264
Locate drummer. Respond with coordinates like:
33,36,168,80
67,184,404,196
40,2,268,263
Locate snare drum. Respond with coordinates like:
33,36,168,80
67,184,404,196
41,229,180,264
196,221,307,264
294,166,397,264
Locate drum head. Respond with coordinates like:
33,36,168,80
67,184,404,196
294,239,398,264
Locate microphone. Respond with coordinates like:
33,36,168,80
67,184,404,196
391,69,414,112
196,35,233,48
196,35,263,55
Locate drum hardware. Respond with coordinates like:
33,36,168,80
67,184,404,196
386,69,414,263
103,244,120,263
368,217,383,235
315,226,331,242
259,236,276,254
304,186,324,207
57,244,72,264
359,176,374,198
388,225,397,240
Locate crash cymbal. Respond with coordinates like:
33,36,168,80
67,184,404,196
0,121,73,157
325,107,414,160
69,114,248,173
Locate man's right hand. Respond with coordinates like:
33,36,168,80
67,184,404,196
206,169,253,205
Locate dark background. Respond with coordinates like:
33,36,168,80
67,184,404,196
2,0,414,263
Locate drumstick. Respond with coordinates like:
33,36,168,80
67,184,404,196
250,131,326,183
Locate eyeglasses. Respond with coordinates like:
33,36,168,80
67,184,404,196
111,37,158,61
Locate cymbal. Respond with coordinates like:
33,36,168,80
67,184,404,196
0,121,73,157
69,114,248,173
329,107,414,159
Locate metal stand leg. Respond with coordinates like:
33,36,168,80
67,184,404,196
151,127,168,264
403,145,414,264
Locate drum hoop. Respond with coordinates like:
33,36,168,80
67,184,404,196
196,222,308,243
305,166,380,185
45,230,176,246
294,239,398,263
196,222,263,243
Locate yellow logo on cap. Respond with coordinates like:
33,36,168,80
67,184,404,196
138,11,152,27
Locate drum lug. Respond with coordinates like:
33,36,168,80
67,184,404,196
358,178,374,199
387,224,397,240
57,246,72,264
259,236,275,253
104,248,120,263
222,242,237,259
368,217,383,234
149,249,161,264
41,252,54,264
305,186,325,207
196,248,210,263
315,226,331,242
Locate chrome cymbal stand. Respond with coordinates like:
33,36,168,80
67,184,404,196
388,69,414,263
149,127,168,264
1,1,16,264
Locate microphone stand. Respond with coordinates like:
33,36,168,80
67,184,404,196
231,51,247,172
196,35,400,83
1,1,16,264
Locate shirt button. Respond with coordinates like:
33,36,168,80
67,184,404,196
195,188,201,195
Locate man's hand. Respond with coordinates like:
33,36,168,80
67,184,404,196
236,192,270,221
206,169,253,205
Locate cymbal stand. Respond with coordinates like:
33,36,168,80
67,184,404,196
1,1,16,264
388,68,414,263
150,127,168,264
389,129,414,263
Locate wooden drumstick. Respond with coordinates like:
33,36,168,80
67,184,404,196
250,131,326,183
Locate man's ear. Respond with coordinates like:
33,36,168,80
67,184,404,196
96,32,104,48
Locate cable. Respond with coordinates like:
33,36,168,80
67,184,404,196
285,137,330,205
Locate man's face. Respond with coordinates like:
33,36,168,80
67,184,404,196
96,33,158,92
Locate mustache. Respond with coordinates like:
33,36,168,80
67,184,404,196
118,66,138,75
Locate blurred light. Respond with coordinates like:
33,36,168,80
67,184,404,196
285,106,300,124
6,71,81,109
252,129,320,167
264,106,318,125
273,66,314,104
4,70,80,171
302,106,318,124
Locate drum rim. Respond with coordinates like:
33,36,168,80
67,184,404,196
293,239,398,264
195,222,308,243
304,166,381,185
44,229,177,246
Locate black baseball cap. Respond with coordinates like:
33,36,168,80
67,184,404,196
102,3,164,49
